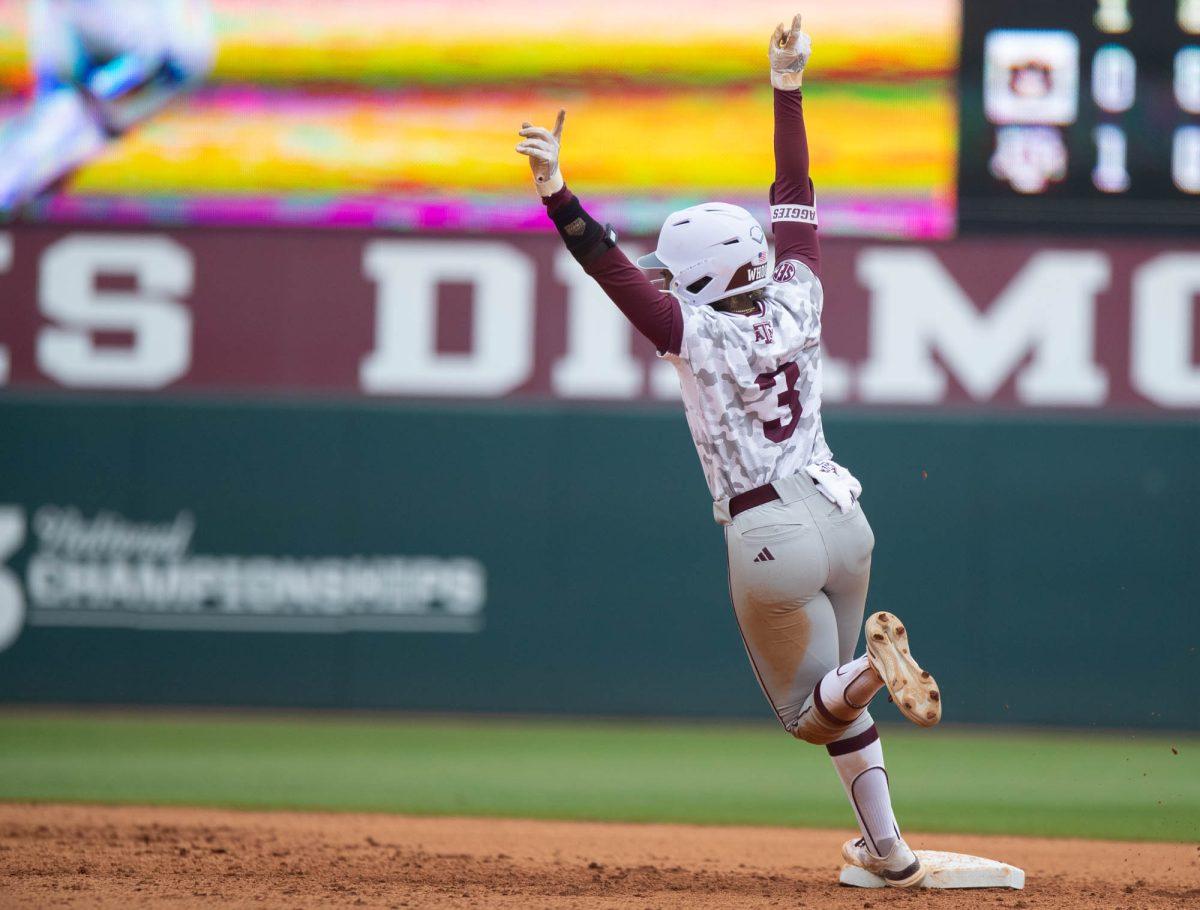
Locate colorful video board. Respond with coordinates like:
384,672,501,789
0,0,957,238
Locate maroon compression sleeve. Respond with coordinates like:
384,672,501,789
583,246,684,356
544,186,683,356
769,88,820,276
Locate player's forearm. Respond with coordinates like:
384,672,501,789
517,112,681,352
544,186,682,355
543,184,614,266
768,13,813,204
584,247,683,357
771,88,813,207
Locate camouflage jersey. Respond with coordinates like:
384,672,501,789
542,90,825,502
661,258,832,501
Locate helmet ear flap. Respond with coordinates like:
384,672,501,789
671,258,716,305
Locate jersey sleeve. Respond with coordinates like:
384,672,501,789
769,88,820,277
544,186,683,356
585,246,684,357
768,263,823,346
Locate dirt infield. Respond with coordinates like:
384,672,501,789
1,804,1197,909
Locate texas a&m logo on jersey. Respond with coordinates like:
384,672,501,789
753,321,774,344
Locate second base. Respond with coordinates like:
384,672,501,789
839,851,1025,889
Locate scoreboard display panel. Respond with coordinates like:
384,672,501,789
959,0,1200,233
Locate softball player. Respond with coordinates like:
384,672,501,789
517,14,941,887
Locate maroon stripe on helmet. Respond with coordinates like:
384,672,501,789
725,261,769,292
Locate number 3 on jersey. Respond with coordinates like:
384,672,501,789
754,361,803,442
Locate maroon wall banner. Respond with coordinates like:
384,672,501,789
0,227,1197,411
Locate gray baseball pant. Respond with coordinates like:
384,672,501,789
715,471,876,745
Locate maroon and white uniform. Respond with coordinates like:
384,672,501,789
664,257,829,500
543,90,830,501
531,20,937,878
543,83,879,737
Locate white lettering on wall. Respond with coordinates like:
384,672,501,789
858,249,1109,405
552,247,644,399
1131,253,1200,407
37,235,193,388
821,346,853,402
651,358,682,399
361,241,534,396
0,506,26,652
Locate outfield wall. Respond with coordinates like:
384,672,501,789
0,227,1197,730
0,399,1196,730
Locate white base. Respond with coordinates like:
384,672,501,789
839,851,1025,890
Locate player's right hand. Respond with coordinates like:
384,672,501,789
769,14,812,90
516,110,565,196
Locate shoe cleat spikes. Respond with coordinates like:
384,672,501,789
864,611,942,728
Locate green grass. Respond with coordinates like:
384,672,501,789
1,711,1197,843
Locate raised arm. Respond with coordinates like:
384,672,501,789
516,112,683,356
768,15,820,276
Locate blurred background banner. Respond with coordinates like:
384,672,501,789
0,1,1197,731
0,0,958,237
0,228,1198,411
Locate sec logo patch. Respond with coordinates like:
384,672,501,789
773,262,796,282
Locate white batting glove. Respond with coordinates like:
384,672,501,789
769,14,812,91
516,110,565,197
805,461,863,514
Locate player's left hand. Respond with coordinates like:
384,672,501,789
517,110,565,196
769,13,812,90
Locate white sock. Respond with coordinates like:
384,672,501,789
815,654,884,721
827,724,900,859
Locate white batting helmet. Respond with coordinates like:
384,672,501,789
637,203,771,307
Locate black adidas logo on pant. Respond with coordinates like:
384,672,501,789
753,547,775,563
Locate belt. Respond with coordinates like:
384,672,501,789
728,482,781,519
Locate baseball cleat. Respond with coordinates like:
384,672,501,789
864,611,942,727
841,836,926,888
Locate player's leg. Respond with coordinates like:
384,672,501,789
0,0,103,210
723,501,848,737
27,0,79,96
817,504,886,720
725,499,921,886
816,503,942,725
817,503,927,886
0,89,107,211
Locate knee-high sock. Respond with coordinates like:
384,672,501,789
827,724,900,859
815,654,883,721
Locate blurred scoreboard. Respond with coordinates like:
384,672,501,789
959,0,1200,233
